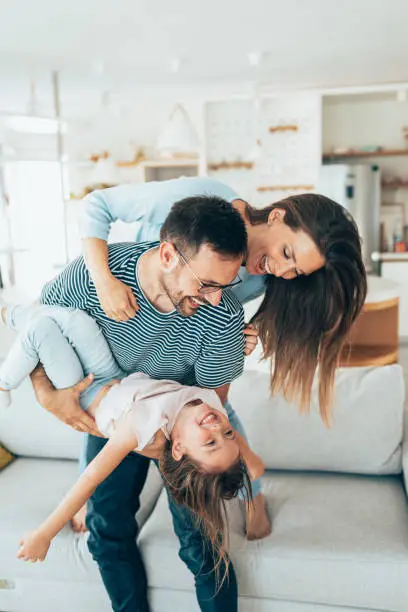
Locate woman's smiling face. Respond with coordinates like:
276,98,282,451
245,208,325,279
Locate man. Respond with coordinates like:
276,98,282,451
32,195,247,612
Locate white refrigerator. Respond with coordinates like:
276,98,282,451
318,164,381,272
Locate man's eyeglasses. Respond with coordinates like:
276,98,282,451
174,246,242,295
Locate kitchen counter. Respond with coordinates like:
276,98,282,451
372,251,408,262
340,274,400,367
365,274,400,304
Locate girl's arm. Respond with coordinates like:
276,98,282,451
235,431,265,482
17,418,138,562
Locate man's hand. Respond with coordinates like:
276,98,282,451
30,366,102,437
18,530,51,563
95,275,139,322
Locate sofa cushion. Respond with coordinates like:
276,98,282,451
0,376,83,459
0,458,163,584
139,470,408,612
0,321,91,459
229,364,404,474
149,590,377,612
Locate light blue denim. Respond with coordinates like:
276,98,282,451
2,304,124,408
2,303,260,498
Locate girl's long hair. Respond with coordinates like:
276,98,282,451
245,194,367,425
159,441,252,587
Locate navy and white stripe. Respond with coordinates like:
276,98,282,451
41,242,245,389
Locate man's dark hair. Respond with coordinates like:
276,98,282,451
160,195,247,258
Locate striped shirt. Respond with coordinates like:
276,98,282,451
41,241,245,389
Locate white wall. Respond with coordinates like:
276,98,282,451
323,94,408,188
323,93,408,252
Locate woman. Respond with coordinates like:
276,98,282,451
81,177,367,424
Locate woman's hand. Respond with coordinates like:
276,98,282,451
17,531,51,562
243,324,259,356
96,275,139,322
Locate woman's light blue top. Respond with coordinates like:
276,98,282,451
80,176,266,305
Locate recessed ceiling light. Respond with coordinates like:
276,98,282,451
92,61,105,76
1,77,67,135
248,51,263,66
170,58,182,73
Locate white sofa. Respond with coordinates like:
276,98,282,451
0,321,407,612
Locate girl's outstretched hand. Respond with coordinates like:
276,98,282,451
17,530,51,563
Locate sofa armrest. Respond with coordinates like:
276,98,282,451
403,392,408,495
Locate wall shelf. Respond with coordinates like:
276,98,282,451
208,161,254,171
257,184,314,192
117,158,198,169
382,181,408,189
269,124,298,133
323,149,408,161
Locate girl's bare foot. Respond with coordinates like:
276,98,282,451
245,493,271,541
71,505,88,533
0,305,7,325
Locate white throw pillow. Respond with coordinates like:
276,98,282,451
230,364,405,475
0,374,82,459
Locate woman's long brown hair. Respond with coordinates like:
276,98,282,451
245,194,367,425
159,441,252,588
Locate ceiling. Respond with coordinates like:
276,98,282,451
0,0,407,98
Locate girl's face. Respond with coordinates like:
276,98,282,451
245,209,325,280
171,401,240,473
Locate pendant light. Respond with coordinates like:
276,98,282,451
157,104,199,157
1,79,67,135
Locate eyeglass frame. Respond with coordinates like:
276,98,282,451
173,245,242,295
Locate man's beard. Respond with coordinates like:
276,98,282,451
162,276,209,318
172,294,210,317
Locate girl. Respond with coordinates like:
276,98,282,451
16,371,256,570
0,304,259,569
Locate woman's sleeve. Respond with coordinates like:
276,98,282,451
80,183,166,241
79,177,240,242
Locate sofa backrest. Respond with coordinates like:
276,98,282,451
230,364,405,475
0,325,405,476
0,375,82,459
